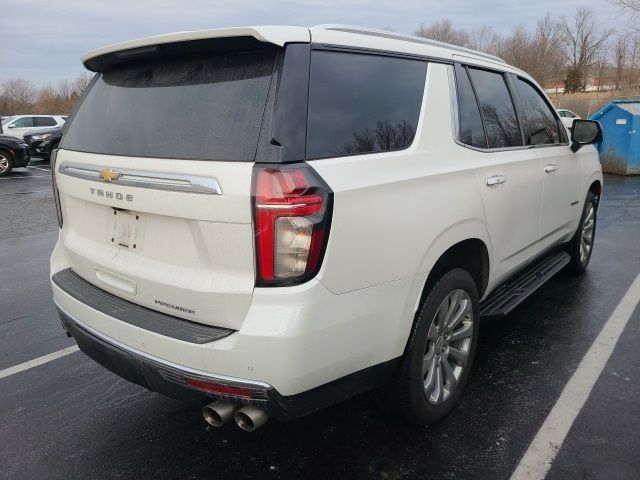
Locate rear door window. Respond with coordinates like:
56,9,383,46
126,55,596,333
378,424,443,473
306,51,426,159
514,78,562,145
35,117,57,127
61,50,278,161
13,117,34,128
468,68,522,148
455,65,487,149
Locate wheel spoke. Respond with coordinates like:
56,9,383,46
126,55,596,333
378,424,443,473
444,291,459,325
422,347,435,376
423,356,437,394
441,355,457,391
447,299,469,330
427,322,438,341
450,321,473,341
584,211,591,224
448,346,468,366
584,234,593,246
430,362,444,404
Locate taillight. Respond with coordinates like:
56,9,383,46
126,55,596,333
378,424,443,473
252,163,333,286
50,148,63,228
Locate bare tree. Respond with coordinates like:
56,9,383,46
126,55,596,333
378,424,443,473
486,16,563,85
532,14,565,83
614,35,630,89
558,8,612,92
1,78,36,105
415,19,471,47
469,25,499,53
493,25,532,71
0,72,92,115
73,72,92,94
0,78,36,114
614,0,640,16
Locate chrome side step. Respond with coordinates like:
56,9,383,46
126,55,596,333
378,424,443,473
480,251,571,319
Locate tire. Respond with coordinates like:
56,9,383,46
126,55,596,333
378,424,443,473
0,149,14,177
392,268,480,425
566,191,597,274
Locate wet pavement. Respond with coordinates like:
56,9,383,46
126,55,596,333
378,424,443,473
1,165,639,479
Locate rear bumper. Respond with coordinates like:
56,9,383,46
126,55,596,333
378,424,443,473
57,304,399,420
51,237,418,418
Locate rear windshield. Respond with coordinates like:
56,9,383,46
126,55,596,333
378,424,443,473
61,50,278,161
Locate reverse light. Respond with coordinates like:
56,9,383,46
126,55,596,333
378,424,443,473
252,163,333,286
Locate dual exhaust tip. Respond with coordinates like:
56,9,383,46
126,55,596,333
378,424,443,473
202,400,269,432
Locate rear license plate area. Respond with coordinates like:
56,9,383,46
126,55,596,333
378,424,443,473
110,210,143,249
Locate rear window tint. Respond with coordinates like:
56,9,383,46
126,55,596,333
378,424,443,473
455,66,487,148
61,50,278,161
35,117,57,127
306,51,426,159
468,68,522,148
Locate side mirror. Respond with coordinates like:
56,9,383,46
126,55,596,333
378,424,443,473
7,124,15,129
571,119,602,152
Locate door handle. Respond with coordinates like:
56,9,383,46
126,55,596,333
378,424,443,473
544,164,558,173
485,175,507,186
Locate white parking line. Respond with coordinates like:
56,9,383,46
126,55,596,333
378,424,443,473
27,165,51,172
511,272,640,480
0,345,79,380
0,190,51,196
0,175,48,180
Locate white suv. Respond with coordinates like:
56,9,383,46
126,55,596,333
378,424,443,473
2,115,66,138
50,25,603,431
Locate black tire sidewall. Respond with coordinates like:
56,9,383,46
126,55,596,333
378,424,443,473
402,268,480,425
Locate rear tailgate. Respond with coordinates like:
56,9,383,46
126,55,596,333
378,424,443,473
55,150,255,330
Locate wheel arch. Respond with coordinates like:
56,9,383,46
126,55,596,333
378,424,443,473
584,167,603,206
405,221,492,339
0,145,13,157
392,233,490,375
588,179,602,206
421,238,490,302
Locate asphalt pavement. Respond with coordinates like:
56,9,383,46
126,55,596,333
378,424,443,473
1,162,639,479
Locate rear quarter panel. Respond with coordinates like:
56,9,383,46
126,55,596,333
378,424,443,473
309,63,491,337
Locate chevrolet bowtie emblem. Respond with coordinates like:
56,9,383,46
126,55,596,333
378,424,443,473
99,168,121,182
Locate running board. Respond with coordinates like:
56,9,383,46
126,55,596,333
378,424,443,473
480,251,570,319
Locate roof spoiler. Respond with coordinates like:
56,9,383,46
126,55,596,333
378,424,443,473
81,26,310,72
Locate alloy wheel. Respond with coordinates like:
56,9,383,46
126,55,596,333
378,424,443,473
422,289,474,405
0,155,8,174
580,204,595,264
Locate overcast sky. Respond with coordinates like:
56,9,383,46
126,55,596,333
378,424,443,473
0,0,627,86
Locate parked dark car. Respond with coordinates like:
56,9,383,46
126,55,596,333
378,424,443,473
23,125,63,161
0,134,30,176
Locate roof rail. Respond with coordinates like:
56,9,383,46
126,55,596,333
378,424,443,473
313,24,506,64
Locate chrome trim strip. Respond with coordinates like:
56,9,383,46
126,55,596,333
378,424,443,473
53,299,271,391
58,162,222,195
